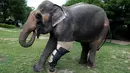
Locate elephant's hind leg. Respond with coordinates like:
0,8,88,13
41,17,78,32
87,39,102,68
79,42,90,64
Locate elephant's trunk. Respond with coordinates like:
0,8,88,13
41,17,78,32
19,29,36,48
19,11,37,48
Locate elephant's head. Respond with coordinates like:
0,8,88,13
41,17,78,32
19,1,66,47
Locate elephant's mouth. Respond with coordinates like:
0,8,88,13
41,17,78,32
36,27,49,38
36,22,49,38
36,28,42,38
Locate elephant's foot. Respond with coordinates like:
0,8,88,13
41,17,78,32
33,64,44,72
79,59,87,64
87,58,96,68
47,69,57,73
87,62,96,68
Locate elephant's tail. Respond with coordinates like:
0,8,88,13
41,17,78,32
97,17,112,51
97,26,112,51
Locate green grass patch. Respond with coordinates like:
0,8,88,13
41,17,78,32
0,29,20,38
0,28,130,73
0,23,16,28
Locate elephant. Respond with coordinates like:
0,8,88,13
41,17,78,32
19,0,109,72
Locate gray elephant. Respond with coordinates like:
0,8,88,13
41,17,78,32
19,0,109,72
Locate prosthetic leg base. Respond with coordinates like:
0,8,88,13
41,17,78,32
48,69,57,73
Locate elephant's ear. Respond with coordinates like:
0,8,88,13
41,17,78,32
51,4,67,27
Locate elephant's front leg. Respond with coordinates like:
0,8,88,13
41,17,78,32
48,41,73,72
33,35,57,72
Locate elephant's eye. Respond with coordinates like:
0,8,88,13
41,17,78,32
36,13,42,20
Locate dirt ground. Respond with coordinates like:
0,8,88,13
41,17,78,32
107,39,130,45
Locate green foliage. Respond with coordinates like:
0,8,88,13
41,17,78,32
0,0,33,23
0,0,10,22
0,23,16,28
103,0,130,22
9,0,33,23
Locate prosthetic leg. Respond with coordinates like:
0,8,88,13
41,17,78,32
48,41,73,72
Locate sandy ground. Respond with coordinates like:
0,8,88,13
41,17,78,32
107,39,130,45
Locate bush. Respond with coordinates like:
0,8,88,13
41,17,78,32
0,23,16,28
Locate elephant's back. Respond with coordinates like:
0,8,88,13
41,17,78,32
68,3,104,15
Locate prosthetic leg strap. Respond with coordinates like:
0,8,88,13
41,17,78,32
51,49,63,62
49,47,69,72
49,47,69,64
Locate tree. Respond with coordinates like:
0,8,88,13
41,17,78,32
103,0,130,37
0,0,33,23
0,0,10,22
9,0,33,23
103,0,130,21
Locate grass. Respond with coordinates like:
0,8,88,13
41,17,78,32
0,23,16,28
0,28,130,73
